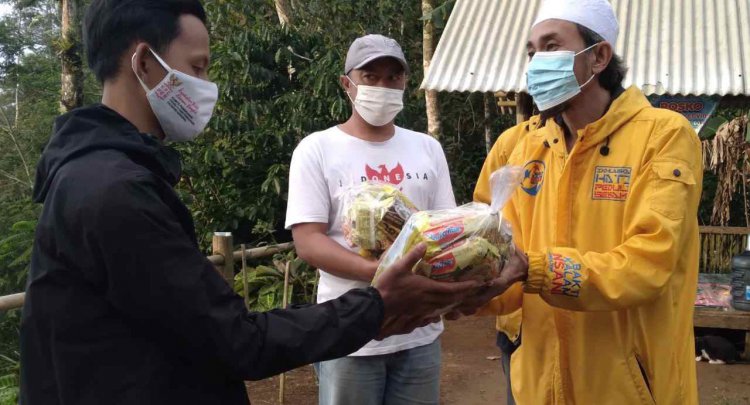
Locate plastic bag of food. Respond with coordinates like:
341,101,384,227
341,182,419,258
374,166,523,283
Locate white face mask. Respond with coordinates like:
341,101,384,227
132,49,218,142
346,76,404,127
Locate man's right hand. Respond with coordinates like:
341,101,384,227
372,243,481,339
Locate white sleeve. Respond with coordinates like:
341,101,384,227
430,140,457,210
285,138,331,229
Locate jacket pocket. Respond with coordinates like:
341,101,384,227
649,159,696,220
628,354,656,405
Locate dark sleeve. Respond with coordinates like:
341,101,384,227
91,176,383,380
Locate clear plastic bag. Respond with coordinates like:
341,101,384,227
374,166,523,283
341,182,419,258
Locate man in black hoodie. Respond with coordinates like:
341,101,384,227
19,1,506,404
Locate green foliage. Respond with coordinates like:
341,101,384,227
439,92,515,201
0,353,19,405
0,200,35,405
232,250,318,312
0,201,31,402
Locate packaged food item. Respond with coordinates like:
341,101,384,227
374,166,523,283
416,236,506,282
341,182,418,258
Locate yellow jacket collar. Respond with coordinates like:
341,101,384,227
542,86,652,154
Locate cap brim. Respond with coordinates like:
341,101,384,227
350,54,410,74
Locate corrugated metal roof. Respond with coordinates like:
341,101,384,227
422,0,750,96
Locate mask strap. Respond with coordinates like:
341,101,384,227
344,75,357,103
147,48,172,72
577,42,601,89
131,53,151,93
575,42,601,56
580,72,597,89
131,47,173,93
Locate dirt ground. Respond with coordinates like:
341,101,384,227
247,317,750,405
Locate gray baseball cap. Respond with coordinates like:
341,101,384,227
344,34,410,74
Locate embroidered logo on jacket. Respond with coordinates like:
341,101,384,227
549,253,582,297
521,160,545,196
592,166,632,201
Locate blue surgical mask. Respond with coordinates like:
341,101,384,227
526,43,599,111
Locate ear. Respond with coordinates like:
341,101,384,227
340,74,357,102
131,43,152,84
591,42,614,75
339,74,350,91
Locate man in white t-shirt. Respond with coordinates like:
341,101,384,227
286,34,455,405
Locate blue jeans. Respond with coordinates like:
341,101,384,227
496,332,521,405
316,339,441,405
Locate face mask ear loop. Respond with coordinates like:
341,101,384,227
131,52,152,93
575,42,601,56
147,48,172,72
576,42,602,90
579,72,597,89
344,75,358,104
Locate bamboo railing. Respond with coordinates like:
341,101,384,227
699,226,750,273
0,233,293,312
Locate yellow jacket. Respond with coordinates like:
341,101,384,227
484,87,702,405
474,115,542,341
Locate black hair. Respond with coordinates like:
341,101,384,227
84,0,207,83
576,23,628,93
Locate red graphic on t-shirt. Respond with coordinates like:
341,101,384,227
365,163,404,185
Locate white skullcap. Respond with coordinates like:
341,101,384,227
532,0,619,46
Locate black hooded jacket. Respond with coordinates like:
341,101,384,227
20,104,384,405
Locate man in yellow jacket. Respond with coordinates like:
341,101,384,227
474,115,541,405
474,0,703,403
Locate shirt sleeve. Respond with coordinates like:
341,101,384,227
93,177,383,381
429,139,457,210
285,136,331,229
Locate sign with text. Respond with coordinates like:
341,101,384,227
648,95,720,132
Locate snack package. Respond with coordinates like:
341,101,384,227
341,182,419,258
374,166,523,283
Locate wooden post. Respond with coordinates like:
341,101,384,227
59,0,84,112
422,0,443,138
0,292,25,312
483,93,495,154
212,232,234,283
279,261,291,404
241,244,250,310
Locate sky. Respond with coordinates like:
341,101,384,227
0,4,11,17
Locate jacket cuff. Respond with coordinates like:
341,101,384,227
523,251,548,294
366,287,385,328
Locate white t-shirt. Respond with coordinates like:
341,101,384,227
285,125,456,356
